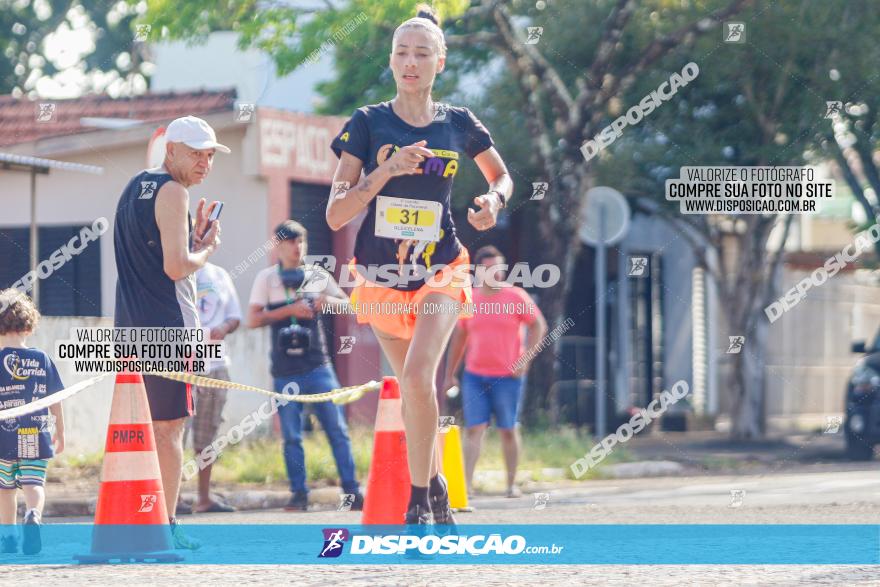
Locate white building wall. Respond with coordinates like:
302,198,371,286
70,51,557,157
0,123,269,316
28,317,274,454
150,31,333,113
762,269,880,430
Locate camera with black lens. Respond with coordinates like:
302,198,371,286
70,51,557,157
277,266,313,356
279,267,306,290
278,323,312,356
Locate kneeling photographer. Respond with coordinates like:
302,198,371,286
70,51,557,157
247,220,363,511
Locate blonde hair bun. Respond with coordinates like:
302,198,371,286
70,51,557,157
415,3,440,25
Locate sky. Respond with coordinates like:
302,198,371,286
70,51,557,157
25,0,335,100
24,0,150,99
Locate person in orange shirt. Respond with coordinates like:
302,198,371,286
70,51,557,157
443,246,547,498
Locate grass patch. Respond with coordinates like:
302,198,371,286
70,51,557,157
697,455,744,472
53,426,636,488
469,426,637,485
206,428,375,486
54,451,104,470
203,425,628,487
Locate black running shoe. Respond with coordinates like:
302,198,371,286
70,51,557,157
170,518,202,551
1,535,17,554
350,492,365,512
429,475,458,530
403,504,433,560
22,509,41,555
404,503,433,526
284,491,309,512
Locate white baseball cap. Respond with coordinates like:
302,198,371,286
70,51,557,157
165,116,231,153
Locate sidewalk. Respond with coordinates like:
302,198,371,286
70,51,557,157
34,431,872,519
37,472,580,518
622,430,862,474
35,486,347,519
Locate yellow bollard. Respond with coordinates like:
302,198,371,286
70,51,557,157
440,424,472,512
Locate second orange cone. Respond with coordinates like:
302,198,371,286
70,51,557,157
361,377,411,524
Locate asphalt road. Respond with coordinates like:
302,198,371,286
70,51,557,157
5,467,878,585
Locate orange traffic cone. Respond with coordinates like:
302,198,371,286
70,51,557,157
362,377,411,524
75,372,182,563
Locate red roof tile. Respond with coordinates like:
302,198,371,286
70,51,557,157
0,89,237,147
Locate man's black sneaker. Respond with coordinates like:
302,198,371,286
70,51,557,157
22,509,41,555
350,492,365,512
1,535,17,554
284,491,309,512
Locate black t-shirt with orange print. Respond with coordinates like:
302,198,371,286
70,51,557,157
330,101,494,291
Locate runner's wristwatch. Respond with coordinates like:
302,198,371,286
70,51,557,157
489,189,507,208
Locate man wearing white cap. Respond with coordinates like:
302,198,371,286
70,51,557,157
113,115,229,549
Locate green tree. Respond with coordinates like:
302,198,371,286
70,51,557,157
802,1,880,250
2,0,149,97
143,0,470,113
598,0,880,437
146,0,751,428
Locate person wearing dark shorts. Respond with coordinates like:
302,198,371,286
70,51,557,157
113,115,228,548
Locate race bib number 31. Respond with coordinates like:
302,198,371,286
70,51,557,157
375,196,442,241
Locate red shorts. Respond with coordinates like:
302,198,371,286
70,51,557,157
349,247,474,340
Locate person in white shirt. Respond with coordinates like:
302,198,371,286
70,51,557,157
187,262,241,513
246,220,363,512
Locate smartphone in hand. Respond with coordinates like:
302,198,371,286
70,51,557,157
209,201,224,221
199,201,224,239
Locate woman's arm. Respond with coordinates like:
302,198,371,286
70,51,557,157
469,147,514,231
326,142,435,231
475,147,514,203
326,152,388,231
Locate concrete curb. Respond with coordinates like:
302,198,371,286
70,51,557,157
37,463,692,518
603,460,685,478
39,486,348,518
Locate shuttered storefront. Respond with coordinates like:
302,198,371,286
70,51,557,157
0,225,102,317
290,182,336,362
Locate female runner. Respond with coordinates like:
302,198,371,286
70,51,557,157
328,4,513,526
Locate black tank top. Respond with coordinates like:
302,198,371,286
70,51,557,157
113,170,198,328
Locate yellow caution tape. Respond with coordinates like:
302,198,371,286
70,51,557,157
0,372,379,420
154,371,381,405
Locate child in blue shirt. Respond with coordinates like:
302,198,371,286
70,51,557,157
0,289,65,555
